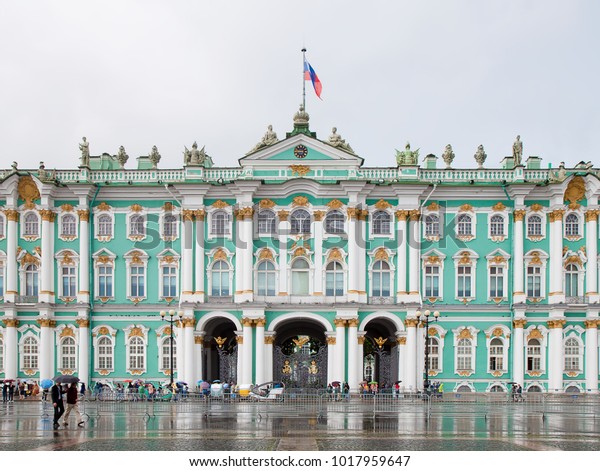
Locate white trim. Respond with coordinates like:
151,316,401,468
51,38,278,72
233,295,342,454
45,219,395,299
58,212,79,241
452,326,479,375
524,324,548,375
157,249,180,300
127,210,147,241
563,209,584,241
484,324,510,374
524,250,548,299
487,212,507,242
92,325,117,374
20,211,40,241
526,212,546,241
123,324,149,375
206,206,233,240
368,208,394,239
452,250,479,301
95,211,114,242
124,249,149,301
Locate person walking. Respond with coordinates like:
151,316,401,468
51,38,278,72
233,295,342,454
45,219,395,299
51,382,65,429
2,382,7,403
62,383,84,427
8,382,15,402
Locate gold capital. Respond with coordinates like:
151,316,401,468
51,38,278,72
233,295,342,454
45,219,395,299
585,210,600,222
313,210,325,221
547,319,566,329
513,209,527,222
77,209,90,222
395,210,409,221
4,209,19,222
584,319,599,329
405,318,419,328
194,209,206,221
75,319,90,328
408,209,421,221
39,209,56,222
512,319,527,329
2,318,19,328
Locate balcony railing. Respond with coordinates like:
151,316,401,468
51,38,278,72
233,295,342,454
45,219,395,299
565,296,588,304
15,295,38,304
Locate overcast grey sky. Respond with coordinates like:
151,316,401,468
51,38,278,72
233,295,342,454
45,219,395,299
1,1,599,170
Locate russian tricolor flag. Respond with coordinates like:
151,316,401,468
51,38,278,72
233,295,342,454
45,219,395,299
304,59,322,99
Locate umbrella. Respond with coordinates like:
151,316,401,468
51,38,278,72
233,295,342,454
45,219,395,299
212,380,221,384
331,381,341,387
53,374,79,383
196,380,204,386
200,381,210,389
123,379,134,383
176,381,187,387
40,379,54,389
3,379,15,383
368,381,378,385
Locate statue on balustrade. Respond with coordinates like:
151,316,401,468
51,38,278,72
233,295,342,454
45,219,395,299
396,142,419,166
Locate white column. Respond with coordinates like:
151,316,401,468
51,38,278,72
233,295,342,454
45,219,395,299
357,211,367,303
313,212,324,295
357,333,365,390
347,209,359,302
264,332,274,383
39,210,55,303
4,211,18,302
194,210,206,302
334,319,346,381
548,210,565,303
396,211,408,299
240,209,254,302
547,319,566,393
234,211,245,302
181,211,194,301
235,332,243,384
513,210,526,303
512,319,526,387
3,317,18,380
195,333,204,382
38,317,55,380
397,335,406,389
347,319,359,391
241,319,254,384
586,211,599,302
417,322,425,390
77,209,90,303
176,324,184,382
407,211,421,302
404,318,418,391
254,319,265,385
183,317,195,385
585,319,599,394
76,317,90,387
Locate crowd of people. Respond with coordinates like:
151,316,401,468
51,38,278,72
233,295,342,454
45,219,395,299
2,380,41,402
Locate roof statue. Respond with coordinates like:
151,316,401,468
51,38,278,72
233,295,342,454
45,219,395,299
293,105,309,126
327,127,355,154
512,135,523,166
116,146,129,168
148,145,161,169
442,144,455,169
37,161,55,183
184,142,214,167
247,125,279,154
396,142,419,166
549,162,567,183
79,137,90,167
474,144,487,169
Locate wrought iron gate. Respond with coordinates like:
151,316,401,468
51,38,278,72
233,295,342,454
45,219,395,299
374,349,392,387
216,345,237,383
273,345,327,388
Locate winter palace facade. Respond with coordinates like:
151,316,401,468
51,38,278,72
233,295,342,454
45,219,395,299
1,108,600,393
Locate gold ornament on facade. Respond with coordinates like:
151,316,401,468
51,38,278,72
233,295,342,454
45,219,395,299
326,336,336,345
77,209,89,222
162,255,176,265
241,317,254,327
374,337,387,348
213,248,227,261
428,370,438,377
97,369,109,376
97,326,110,336
39,209,56,222
408,209,421,221
97,255,113,265
528,370,541,377
564,255,582,267
293,247,307,257
490,255,506,265
75,319,90,328
374,199,392,210
277,210,289,220
60,326,75,338
357,335,365,345
23,369,36,376
194,335,204,345
427,327,437,337
513,319,527,329
374,247,389,261
292,196,309,207
584,319,600,329
130,251,143,265
97,202,111,211
20,252,40,266
194,209,205,221
313,210,325,221
327,248,343,262
566,371,579,377
2,318,19,327
397,337,406,345
358,209,368,221
281,360,292,374
513,209,526,222
547,319,566,329
527,328,543,340
395,210,408,221
530,203,543,212
59,369,74,375
427,202,440,211
564,176,586,205
568,202,581,210
258,248,274,260
182,318,195,328
347,207,358,219
404,318,419,328
212,200,230,209
255,319,266,327
18,175,40,209
492,371,503,377
492,327,504,338
259,199,276,209
128,327,144,338
162,202,174,211
347,319,359,328
426,255,441,265
182,209,195,221
333,318,346,327
37,318,53,327
289,165,310,177
459,204,473,212
458,370,473,377
236,206,254,220
264,336,275,345
130,370,143,376
458,328,472,339
492,202,506,212
529,252,542,265
292,336,310,348
327,199,344,210
585,209,599,222
548,209,565,222
458,251,472,265
61,204,74,212
4,209,19,221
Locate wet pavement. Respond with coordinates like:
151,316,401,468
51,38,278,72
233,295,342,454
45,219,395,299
1,400,600,451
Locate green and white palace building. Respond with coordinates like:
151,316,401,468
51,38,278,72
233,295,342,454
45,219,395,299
1,107,600,394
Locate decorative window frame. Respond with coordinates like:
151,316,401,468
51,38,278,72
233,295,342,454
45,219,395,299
525,210,546,242
255,207,278,238
563,250,586,300
524,250,548,301
323,248,348,300
0,213,5,240
207,247,234,297
323,210,347,239
160,209,180,242
58,210,78,242
0,250,5,299
369,202,394,239
17,251,41,297
93,249,116,302
289,255,314,297
55,324,78,374
156,324,178,376
453,250,479,302
127,205,147,241
563,325,585,376
290,208,313,236
17,325,40,375
525,381,545,393
21,211,40,241
454,205,476,241
254,248,278,297
367,247,396,300
453,381,475,393
564,382,584,393
488,211,507,242
95,211,114,242
524,324,548,376
424,324,447,376
157,249,180,301
124,249,149,302
563,209,584,241
486,382,508,393
452,326,479,376
92,325,117,375
123,324,149,375
421,249,446,302
486,250,510,302
55,249,79,301
207,202,233,240
484,325,510,375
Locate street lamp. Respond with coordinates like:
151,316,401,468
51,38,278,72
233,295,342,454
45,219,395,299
415,309,440,393
160,309,183,387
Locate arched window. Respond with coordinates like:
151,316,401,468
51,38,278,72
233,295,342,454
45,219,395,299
290,209,311,235
129,214,145,237
372,211,391,235
489,338,504,370
456,214,472,236
24,213,39,236
161,265,177,298
565,213,580,237
363,354,375,383
490,384,504,393
564,337,581,371
565,264,580,297
425,214,440,237
325,261,344,296
60,337,76,370
527,215,542,237
565,385,580,393
489,215,504,236
61,265,76,297
291,258,310,295
98,214,112,237
372,260,391,297
456,384,473,393
257,210,276,234
97,336,113,369
211,260,230,296
528,385,542,393
427,337,439,370
161,337,176,371
24,264,39,296
256,260,276,296
128,337,145,370
163,214,177,239
457,338,472,370
325,211,345,234
61,214,77,237
130,265,145,297
211,211,229,235
22,337,38,369
526,338,542,372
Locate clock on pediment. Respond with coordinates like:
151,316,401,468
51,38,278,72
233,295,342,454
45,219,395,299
294,144,308,159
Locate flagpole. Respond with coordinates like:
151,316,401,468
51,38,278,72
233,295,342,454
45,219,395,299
301,48,307,111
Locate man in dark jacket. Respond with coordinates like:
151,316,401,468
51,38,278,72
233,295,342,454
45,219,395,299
51,382,65,429
63,382,84,427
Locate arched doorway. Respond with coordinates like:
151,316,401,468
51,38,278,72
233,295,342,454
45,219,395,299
362,318,398,389
202,317,238,382
273,318,328,388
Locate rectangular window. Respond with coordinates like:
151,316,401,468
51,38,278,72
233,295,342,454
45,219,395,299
130,266,145,297
457,266,472,298
0,269,4,298
61,266,76,297
98,266,113,298
489,266,504,298
162,266,177,298
527,266,542,297
372,272,390,297
425,266,440,297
